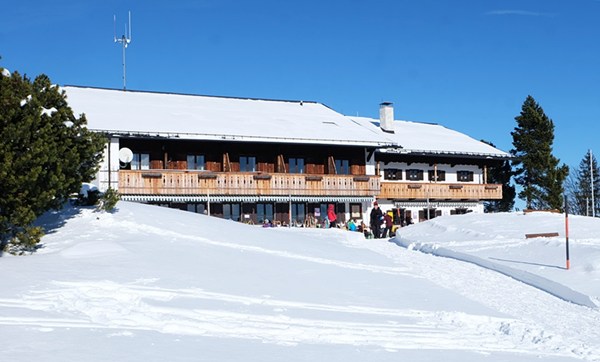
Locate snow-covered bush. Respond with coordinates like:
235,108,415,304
3,226,44,255
77,183,100,206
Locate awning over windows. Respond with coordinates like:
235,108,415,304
393,201,481,208
121,195,375,203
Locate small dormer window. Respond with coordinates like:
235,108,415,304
384,169,403,180
457,171,474,182
428,170,446,182
406,169,424,181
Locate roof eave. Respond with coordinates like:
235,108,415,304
94,129,394,147
377,148,511,160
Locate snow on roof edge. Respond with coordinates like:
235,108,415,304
94,129,395,147
63,84,321,106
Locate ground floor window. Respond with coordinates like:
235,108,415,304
390,208,409,226
451,208,471,215
419,208,441,222
318,203,328,222
223,203,241,221
187,203,206,214
291,203,305,224
256,203,274,223
350,203,362,219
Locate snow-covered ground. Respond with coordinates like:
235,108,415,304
1,202,599,361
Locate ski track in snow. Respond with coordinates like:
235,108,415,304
0,280,568,357
22,208,600,360
355,238,600,361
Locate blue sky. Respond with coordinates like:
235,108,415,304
2,0,600,173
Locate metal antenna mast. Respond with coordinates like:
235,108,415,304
114,11,132,90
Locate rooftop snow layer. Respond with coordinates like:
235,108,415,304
350,116,509,158
63,86,392,147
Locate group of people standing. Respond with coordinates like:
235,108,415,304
369,201,393,239
264,202,404,239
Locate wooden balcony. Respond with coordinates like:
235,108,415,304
118,170,380,197
379,182,502,200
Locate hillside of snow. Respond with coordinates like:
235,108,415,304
1,202,600,361
394,211,600,307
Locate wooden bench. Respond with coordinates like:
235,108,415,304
525,232,559,239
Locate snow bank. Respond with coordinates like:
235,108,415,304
393,237,598,308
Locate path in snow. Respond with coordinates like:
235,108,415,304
349,235,600,361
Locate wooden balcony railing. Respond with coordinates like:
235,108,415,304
379,182,502,200
118,170,380,196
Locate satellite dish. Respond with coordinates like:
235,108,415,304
118,147,133,163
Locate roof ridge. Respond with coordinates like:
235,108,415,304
62,84,320,105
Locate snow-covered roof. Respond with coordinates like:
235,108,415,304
349,116,510,159
62,86,392,147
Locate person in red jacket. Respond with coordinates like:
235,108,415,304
327,204,337,228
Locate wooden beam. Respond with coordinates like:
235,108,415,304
525,232,559,239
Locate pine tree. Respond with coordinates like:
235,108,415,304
510,95,568,210
481,140,516,212
0,69,106,253
568,151,600,216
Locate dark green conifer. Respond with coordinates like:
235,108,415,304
510,95,568,210
570,152,600,216
0,69,105,253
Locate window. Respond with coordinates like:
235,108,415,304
406,169,424,181
335,159,350,175
256,203,274,223
223,203,241,221
428,170,446,181
319,203,328,221
240,156,256,172
457,171,474,182
187,203,206,214
384,168,403,180
419,208,441,221
187,154,205,170
289,158,305,174
131,153,150,170
350,203,362,219
450,208,470,215
291,203,305,223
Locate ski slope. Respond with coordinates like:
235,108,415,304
1,202,599,361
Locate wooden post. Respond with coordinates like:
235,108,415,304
483,165,488,184
207,189,211,216
565,195,570,270
107,140,112,190
288,194,292,227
